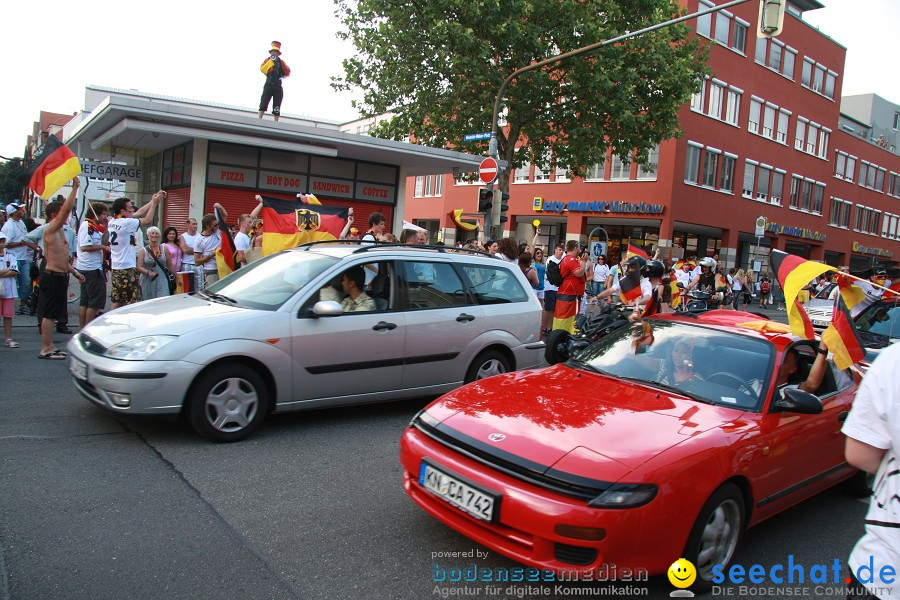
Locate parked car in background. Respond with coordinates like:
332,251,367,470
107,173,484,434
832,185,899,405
806,282,837,330
68,243,545,441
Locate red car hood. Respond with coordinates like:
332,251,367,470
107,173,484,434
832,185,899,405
425,364,745,481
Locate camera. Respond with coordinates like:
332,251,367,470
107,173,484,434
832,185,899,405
579,242,589,256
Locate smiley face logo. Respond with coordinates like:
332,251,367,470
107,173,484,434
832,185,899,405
667,558,696,589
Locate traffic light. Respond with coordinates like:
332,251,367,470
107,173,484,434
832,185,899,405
493,191,510,224
758,0,786,38
478,188,493,213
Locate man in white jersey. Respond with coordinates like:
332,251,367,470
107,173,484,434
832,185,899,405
75,202,110,326
108,192,165,309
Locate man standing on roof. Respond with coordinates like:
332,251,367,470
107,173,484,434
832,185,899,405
258,41,291,122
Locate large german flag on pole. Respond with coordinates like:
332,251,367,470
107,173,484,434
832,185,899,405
214,205,240,278
770,250,835,338
626,242,649,260
260,195,349,256
821,276,865,370
24,135,82,198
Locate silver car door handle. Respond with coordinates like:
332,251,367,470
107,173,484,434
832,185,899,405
456,313,476,322
373,321,397,331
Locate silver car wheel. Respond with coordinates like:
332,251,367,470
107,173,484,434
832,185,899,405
476,358,505,379
696,498,741,580
204,377,259,433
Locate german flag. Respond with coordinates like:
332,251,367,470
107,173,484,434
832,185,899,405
619,268,643,304
214,206,240,278
770,250,835,338
626,242,649,260
260,195,349,256
24,135,81,199
670,276,682,309
821,277,865,370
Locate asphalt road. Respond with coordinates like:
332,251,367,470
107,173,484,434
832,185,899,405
0,304,870,600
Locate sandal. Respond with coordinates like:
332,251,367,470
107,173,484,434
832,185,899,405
5,339,19,348
38,350,67,360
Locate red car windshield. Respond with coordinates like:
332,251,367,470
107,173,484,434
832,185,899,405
572,321,775,411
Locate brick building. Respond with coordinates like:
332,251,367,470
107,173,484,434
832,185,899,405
403,0,900,273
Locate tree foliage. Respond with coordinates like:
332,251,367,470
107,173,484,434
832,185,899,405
334,0,710,190
0,158,25,204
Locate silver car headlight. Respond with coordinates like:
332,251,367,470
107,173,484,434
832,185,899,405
105,335,178,360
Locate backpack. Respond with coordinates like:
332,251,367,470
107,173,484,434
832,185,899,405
760,279,770,294
546,259,564,287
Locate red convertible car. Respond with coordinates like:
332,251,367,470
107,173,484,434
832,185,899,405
400,311,865,590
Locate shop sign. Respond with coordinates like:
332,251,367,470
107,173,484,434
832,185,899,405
208,165,256,188
532,197,665,215
852,241,894,258
355,182,395,203
765,222,826,242
259,171,307,194
309,176,354,199
80,160,143,182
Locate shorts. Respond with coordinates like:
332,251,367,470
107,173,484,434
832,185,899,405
111,268,142,305
0,297,14,318
204,271,219,287
535,289,545,300
79,269,106,309
544,289,557,312
259,82,284,114
37,271,69,320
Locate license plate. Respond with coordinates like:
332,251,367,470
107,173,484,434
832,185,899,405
69,356,88,381
419,460,499,522
812,320,828,327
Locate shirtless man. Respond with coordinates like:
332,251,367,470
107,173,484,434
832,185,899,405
39,178,85,359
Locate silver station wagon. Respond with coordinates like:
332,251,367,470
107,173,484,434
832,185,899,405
67,243,544,441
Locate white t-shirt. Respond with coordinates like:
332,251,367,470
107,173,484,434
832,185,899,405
0,252,18,298
593,263,609,283
75,221,104,271
841,343,900,599
194,233,222,273
107,217,141,270
675,269,691,287
1,219,28,261
361,232,378,246
544,255,562,292
731,275,743,292
234,231,251,253
181,232,199,265
851,280,887,318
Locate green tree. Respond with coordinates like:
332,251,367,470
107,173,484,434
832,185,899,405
0,158,25,205
334,0,709,206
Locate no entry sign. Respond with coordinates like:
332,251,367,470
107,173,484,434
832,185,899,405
479,157,498,184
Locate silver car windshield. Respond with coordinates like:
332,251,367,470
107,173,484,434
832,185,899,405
572,321,774,411
204,252,339,310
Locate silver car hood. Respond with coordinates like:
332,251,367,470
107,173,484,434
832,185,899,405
81,294,247,347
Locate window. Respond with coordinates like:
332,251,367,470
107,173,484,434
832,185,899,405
802,57,839,100
888,172,900,198
830,198,852,228
859,161,886,192
795,118,830,157
768,41,783,71
708,81,724,119
555,163,570,182
853,206,880,235
691,82,706,112
703,151,719,187
790,175,801,209
813,183,824,213
789,174,826,213
776,110,790,143
725,89,741,125
749,98,761,134
719,155,736,192
783,48,796,79
834,151,846,179
731,20,747,53
755,37,766,64
423,174,443,197
715,11,730,44
756,39,796,78
772,170,785,204
697,0,713,38
461,265,529,305
743,161,757,198
763,104,776,138
402,262,468,308
685,143,702,184
586,157,606,180
636,145,659,180
414,176,424,197
610,154,630,180
894,112,900,130
756,165,771,200
533,154,551,182
514,157,530,183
